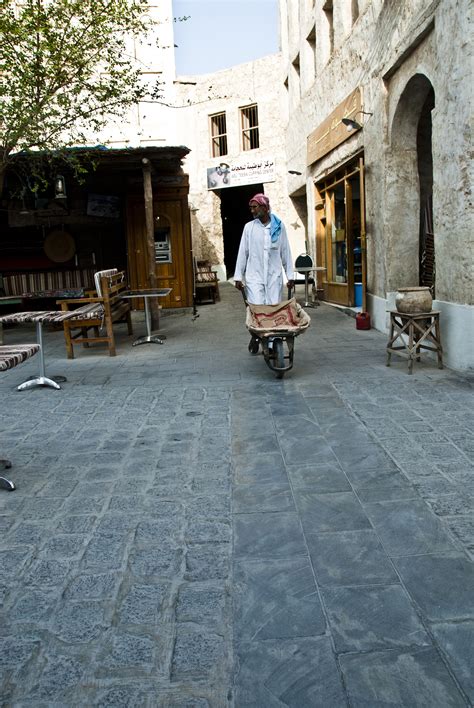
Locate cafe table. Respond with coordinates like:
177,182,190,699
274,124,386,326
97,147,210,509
121,288,172,345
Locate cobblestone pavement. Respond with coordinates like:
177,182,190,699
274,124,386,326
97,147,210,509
0,283,473,707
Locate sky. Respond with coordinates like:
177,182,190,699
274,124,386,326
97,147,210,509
172,0,279,75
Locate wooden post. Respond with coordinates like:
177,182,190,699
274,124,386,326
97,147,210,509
142,158,159,329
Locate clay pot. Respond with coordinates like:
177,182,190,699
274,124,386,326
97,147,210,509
395,286,432,314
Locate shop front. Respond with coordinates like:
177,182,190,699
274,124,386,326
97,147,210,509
314,155,366,308
307,87,368,309
1,147,193,311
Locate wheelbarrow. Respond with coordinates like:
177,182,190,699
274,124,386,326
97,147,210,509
244,294,311,378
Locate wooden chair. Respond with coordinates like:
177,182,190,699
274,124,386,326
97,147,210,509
59,270,133,358
194,260,220,304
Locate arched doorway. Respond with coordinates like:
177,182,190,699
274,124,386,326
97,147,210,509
385,74,435,293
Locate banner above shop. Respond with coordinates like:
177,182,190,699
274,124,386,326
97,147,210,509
307,87,362,165
207,157,275,190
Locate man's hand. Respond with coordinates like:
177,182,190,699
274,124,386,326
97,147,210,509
287,280,295,290
234,280,244,291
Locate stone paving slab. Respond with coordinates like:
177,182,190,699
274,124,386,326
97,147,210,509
0,283,472,706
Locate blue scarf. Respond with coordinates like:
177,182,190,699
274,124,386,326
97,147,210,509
270,213,282,243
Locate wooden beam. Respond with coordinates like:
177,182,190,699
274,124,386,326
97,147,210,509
142,158,160,329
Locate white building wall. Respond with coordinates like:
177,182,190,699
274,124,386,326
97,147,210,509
96,1,178,147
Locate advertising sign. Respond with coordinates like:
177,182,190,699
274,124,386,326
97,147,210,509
307,87,362,165
207,157,275,190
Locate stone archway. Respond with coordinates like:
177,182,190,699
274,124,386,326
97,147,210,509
384,74,435,292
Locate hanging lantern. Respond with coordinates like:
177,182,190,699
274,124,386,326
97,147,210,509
54,175,67,199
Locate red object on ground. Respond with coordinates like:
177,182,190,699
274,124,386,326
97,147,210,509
356,312,371,330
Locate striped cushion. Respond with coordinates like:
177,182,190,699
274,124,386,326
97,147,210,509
0,344,40,371
0,308,104,324
67,304,105,320
2,269,95,297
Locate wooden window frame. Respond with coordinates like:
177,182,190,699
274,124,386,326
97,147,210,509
240,104,259,151
210,112,228,158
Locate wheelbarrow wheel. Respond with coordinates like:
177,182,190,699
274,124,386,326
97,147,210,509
273,338,285,378
248,336,259,354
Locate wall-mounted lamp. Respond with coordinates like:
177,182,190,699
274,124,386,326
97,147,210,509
54,175,67,199
288,170,302,175
341,111,373,132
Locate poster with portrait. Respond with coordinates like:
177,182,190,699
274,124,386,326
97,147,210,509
207,158,275,190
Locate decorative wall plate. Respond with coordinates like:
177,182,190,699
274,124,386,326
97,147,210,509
44,229,76,263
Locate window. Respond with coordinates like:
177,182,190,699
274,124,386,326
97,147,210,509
210,112,228,157
306,25,317,78
352,0,360,24
323,0,334,57
292,53,301,99
240,104,259,150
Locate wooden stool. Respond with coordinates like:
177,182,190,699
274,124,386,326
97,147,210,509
386,310,443,374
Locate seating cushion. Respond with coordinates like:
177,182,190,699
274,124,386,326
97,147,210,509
0,344,40,371
68,303,105,320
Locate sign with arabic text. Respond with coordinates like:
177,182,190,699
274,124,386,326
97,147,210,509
307,87,362,165
207,157,275,190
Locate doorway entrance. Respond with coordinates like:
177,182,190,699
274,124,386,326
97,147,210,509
315,156,366,307
220,183,263,278
385,74,435,293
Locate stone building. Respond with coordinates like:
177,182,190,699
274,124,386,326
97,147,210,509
173,55,306,282
279,0,472,370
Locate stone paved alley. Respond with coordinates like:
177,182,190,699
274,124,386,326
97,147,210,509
1,283,473,707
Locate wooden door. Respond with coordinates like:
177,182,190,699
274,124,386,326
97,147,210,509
127,196,192,308
325,182,351,306
317,157,365,307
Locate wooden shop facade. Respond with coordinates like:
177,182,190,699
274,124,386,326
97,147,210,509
0,146,193,310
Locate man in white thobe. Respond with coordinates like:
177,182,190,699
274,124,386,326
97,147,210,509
234,193,294,305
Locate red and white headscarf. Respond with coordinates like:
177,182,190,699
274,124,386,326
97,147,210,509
249,193,270,210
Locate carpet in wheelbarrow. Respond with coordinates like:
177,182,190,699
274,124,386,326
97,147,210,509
245,297,311,335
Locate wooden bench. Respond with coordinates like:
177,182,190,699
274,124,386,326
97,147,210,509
59,271,133,358
194,260,220,304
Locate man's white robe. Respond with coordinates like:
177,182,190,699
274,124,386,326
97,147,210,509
234,218,294,305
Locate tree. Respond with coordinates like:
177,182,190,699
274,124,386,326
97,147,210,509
0,0,153,194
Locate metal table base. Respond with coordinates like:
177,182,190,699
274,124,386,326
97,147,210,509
0,459,15,491
17,322,66,390
122,289,171,346
133,333,166,346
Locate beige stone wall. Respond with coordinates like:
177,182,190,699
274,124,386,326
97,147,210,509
279,0,472,368
281,0,472,308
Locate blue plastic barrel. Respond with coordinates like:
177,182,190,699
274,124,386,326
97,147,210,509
354,283,363,307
